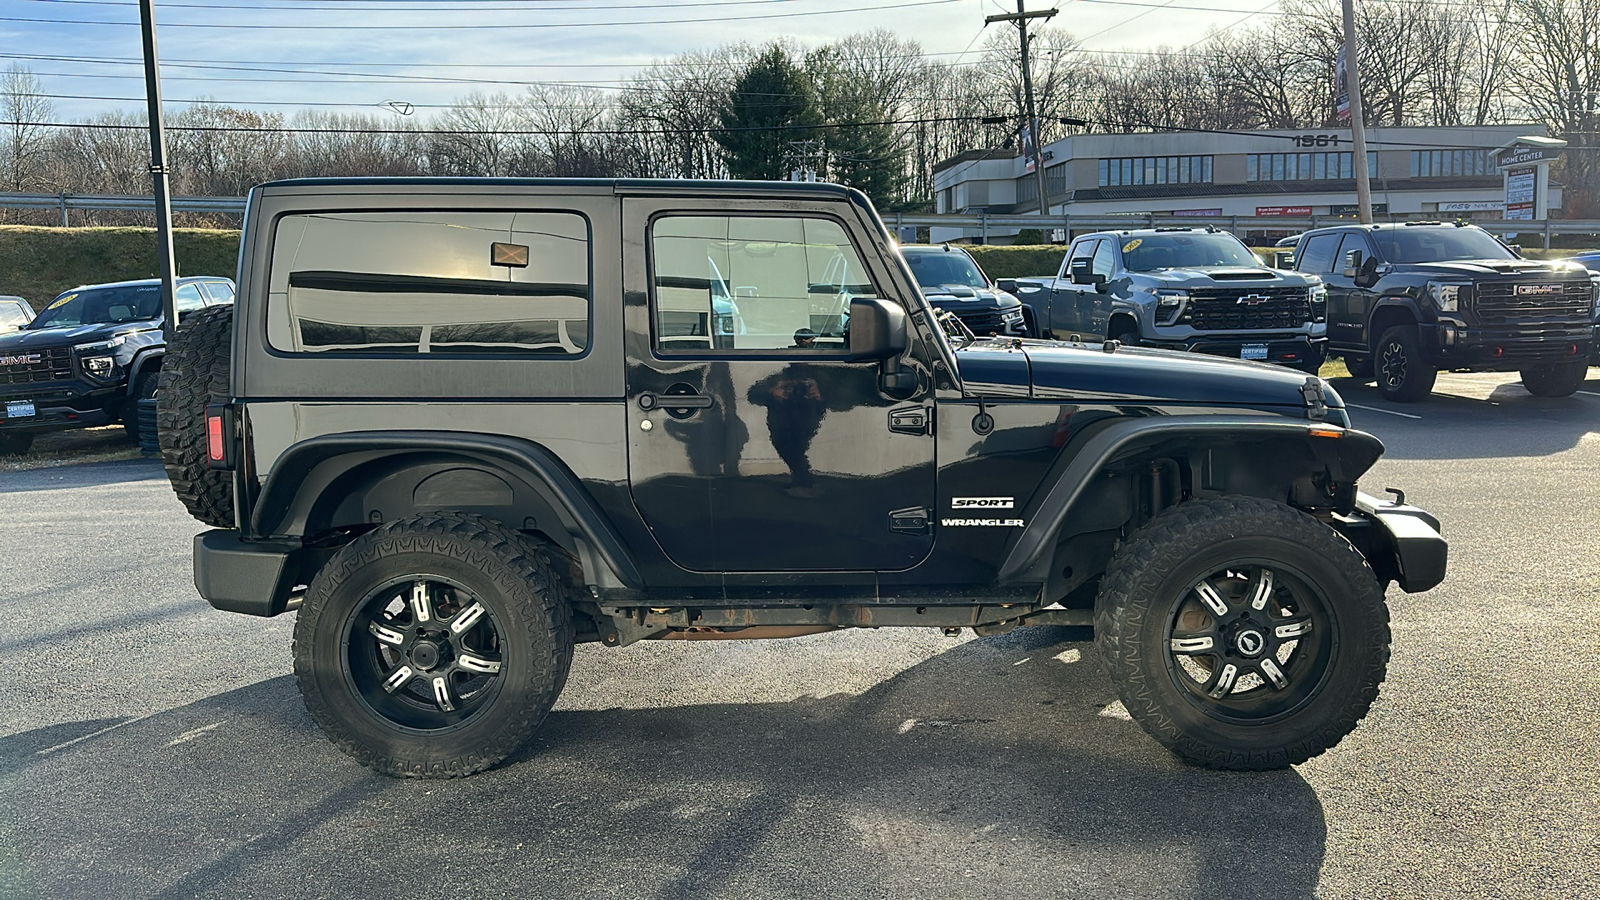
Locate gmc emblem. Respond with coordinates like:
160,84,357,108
1236,294,1270,306
1514,284,1562,295
0,353,42,367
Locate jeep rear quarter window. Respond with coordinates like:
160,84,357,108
266,211,590,356
650,215,876,353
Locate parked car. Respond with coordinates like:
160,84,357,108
1565,250,1600,274
168,176,1443,779
899,243,1027,336
0,296,33,333
1010,227,1327,372
0,276,234,455
1294,222,1595,401
1572,252,1600,363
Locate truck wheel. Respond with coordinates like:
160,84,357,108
1343,354,1374,381
121,371,157,443
1375,324,1436,402
0,433,33,456
293,512,575,778
157,305,234,527
1519,360,1588,398
1094,497,1389,770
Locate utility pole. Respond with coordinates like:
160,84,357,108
1341,0,1373,224
986,2,1056,219
139,0,180,338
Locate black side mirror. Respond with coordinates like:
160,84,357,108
1354,256,1380,288
1341,249,1363,278
996,278,1018,294
1069,258,1099,285
849,297,915,391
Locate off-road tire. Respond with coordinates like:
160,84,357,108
293,512,575,778
121,370,157,443
157,305,234,527
1343,354,1374,381
1375,324,1436,403
1519,360,1588,398
0,432,33,456
1094,497,1390,770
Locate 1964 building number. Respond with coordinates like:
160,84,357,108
1292,134,1342,148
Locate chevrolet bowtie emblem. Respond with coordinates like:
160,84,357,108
1236,294,1269,305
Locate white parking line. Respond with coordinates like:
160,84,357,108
1348,403,1423,420
35,712,157,755
1578,391,1600,398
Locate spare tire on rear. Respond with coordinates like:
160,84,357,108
158,305,235,528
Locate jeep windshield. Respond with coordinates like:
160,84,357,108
1122,233,1260,272
28,284,161,329
1371,227,1517,264
902,249,989,290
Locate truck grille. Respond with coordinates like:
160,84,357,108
1471,280,1594,326
955,309,1008,334
1178,287,1312,331
0,347,72,385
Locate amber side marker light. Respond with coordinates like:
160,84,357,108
1308,426,1345,439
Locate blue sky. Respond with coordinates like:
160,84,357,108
0,0,1257,121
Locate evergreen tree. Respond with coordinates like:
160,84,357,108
715,45,817,181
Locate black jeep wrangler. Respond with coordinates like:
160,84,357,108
0,276,234,454
163,178,1446,778
1293,221,1596,401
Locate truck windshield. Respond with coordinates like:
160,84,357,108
27,284,161,329
1122,233,1260,272
1371,227,1517,263
902,249,989,289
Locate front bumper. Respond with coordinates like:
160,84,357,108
1150,334,1327,369
194,530,304,617
1332,492,1448,593
1428,323,1593,370
0,381,122,433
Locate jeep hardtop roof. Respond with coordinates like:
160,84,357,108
255,177,869,204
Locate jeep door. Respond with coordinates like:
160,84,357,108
621,198,936,573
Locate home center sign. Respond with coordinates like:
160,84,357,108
1492,136,1565,221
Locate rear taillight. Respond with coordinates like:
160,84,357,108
204,403,234,470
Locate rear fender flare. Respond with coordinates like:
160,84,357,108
997,416,1384,583
251,430,643,590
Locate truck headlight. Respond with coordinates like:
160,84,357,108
1155,289,1187,324
83,356,115,377
1309,286,1327,322
73,336,125,353
1426,281,1467,312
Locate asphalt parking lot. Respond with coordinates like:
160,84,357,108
1,369,1596,900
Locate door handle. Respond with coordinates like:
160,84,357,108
638,392,713,411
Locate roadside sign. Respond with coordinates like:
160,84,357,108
1256,206,1312,216
1505,167,1536,220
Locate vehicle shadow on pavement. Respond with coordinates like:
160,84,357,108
1327,374,1600,459
0,457,166,494
1,628,1328,900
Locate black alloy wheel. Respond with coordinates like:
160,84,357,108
294,512,574,777
1096,496,1390,770
1375,324,1436,403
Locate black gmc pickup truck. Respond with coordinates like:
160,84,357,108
162,177,1445,778
1293,222,1596,401
0,276,234,454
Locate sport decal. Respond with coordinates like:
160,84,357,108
952,497,1013,509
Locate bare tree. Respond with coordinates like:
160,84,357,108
1508,0,1600,215
1,64,55,222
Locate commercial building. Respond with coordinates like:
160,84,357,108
931,124,1562,241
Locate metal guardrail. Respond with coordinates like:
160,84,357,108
3,192,1598,246
0,191,246,225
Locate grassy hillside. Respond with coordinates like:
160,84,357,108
0,226,241,310
966,245,1068,279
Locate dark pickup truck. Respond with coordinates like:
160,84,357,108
1008,227,1327,373
1294,222,1596,401
0,276,234,454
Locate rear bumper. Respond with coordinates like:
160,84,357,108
194,530,303,617
1333,492,1448,593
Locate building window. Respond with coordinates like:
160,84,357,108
1247,151,1378,182
1409,149,1491,177
1099,155,1214,187
1045,162,1067,198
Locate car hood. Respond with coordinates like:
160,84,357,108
1384,259,1589,279
921,285,1020,309
955,337,1337,410
1144,267,1315,286
0,320,153,351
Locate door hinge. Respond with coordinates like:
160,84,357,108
889,506,931,535
889,405,930,435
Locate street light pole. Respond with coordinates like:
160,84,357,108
986,2,1057,219
1341,0,1374,224
138,0,179,338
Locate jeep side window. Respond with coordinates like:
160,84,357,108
1296,233,1343,274
265,211,591,357
650,215,876,353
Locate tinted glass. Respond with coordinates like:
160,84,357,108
1121,233,1258,272
1371,227,1516,263
903,248,988,290
267,211,590,356
1091,239,1116,278
651,215,877,353
29,284,161,329
0,299,29,328
200,281,235,304
1334,233,1371,271
176,283,206,313
1296,233,1343,274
